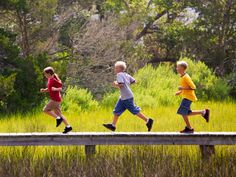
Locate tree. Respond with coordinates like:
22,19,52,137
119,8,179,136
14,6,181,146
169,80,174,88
0,27,48,112
189,0,236,74
0,0,58,56
104,0,236,74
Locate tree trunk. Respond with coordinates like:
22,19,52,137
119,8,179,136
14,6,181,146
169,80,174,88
16,11,30,57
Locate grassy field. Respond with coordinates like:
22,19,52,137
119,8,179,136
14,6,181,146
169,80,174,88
1,101,235,132
0,101,236,177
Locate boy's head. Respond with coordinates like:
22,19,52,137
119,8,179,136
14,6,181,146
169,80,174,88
43,66,54,78
114,61,127,73
176,61,188,74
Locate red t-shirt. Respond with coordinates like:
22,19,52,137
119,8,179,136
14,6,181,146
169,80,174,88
47,77,62,102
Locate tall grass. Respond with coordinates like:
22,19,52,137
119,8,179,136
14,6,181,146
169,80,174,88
1,102,235,132
0,102,235,177
0,145,235,177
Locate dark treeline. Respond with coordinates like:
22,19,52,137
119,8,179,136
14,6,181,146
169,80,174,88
0,0,235,113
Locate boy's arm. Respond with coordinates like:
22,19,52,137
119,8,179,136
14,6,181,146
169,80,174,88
179,76,196,90
54,79,63,87
114,73,125,88
175,90,182,96
51,87,62,91
113,81,124,89
178,86,194,90
130,75,136,85
130,81,136,85
50,79,63,91
40,88,48,93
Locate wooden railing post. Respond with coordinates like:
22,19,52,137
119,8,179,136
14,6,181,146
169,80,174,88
85,145,96,156
199,145,215,158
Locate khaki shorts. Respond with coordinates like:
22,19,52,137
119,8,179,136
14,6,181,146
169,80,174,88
43,100,62,114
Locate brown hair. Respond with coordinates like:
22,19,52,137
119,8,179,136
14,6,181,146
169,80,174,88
43,67,61,81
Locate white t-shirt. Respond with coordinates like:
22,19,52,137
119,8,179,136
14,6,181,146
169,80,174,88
116,72,135,100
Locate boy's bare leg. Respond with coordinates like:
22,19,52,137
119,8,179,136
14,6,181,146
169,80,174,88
182,115,192,129
61,116,69,126
44,110,57,119
54,109,69,126
112,115,119,126
136,112,148,122
188,110,204,116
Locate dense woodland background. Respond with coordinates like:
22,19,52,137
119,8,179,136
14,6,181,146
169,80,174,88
0,0,235,113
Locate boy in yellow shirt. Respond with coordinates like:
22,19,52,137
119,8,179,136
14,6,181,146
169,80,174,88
175,61,210,133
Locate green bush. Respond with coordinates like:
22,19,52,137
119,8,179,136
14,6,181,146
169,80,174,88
183,58,231,100
102,64,180,108
132,64,180,107
102,58,231,108
0,28,48,112
227,72,236,98
62,86,98,113
0,74,16,110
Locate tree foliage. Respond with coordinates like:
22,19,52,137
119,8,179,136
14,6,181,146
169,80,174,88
0,0,235,112
0,28,48,112
104,0,236,74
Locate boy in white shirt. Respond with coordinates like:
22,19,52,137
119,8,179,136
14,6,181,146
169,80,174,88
103,61,154,131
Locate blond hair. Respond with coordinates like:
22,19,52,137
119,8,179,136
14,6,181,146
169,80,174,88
115,61,127,71
177,61,188,70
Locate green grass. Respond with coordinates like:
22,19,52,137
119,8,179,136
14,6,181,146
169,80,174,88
1,101,235,132
0,101,236,177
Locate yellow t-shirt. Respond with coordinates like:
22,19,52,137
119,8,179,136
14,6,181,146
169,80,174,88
179,73,197,102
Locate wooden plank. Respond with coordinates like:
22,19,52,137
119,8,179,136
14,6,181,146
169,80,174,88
0,132,235,146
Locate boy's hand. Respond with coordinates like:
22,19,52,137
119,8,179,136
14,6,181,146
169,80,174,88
40,88,47,93
113,81,118,87
175,91,182,96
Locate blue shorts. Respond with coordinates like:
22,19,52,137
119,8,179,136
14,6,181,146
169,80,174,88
113,98,141,116
177,98,192,115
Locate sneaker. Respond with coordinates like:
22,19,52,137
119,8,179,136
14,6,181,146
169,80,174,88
56,117,63,127
63,126,72,134
180,126,194,133
146,118,154,132
103,124,116,131
202,109,210,123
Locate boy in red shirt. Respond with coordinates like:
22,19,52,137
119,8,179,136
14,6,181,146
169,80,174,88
40,67,72,133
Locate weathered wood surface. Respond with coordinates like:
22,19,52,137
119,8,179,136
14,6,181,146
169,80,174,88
0,132,235,146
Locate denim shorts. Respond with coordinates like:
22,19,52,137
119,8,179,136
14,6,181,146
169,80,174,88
177,98,192,115
113,98,141,116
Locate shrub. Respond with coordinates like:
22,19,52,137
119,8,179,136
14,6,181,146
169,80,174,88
182,58,231,100
62,86,98,113
0,74,16,110
102,64,180,108
132,64,180,107
102,92,120,108
0,28,49,112
227,72,236,98
102,58,231,108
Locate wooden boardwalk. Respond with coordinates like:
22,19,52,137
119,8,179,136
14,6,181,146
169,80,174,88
0,132,235,157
